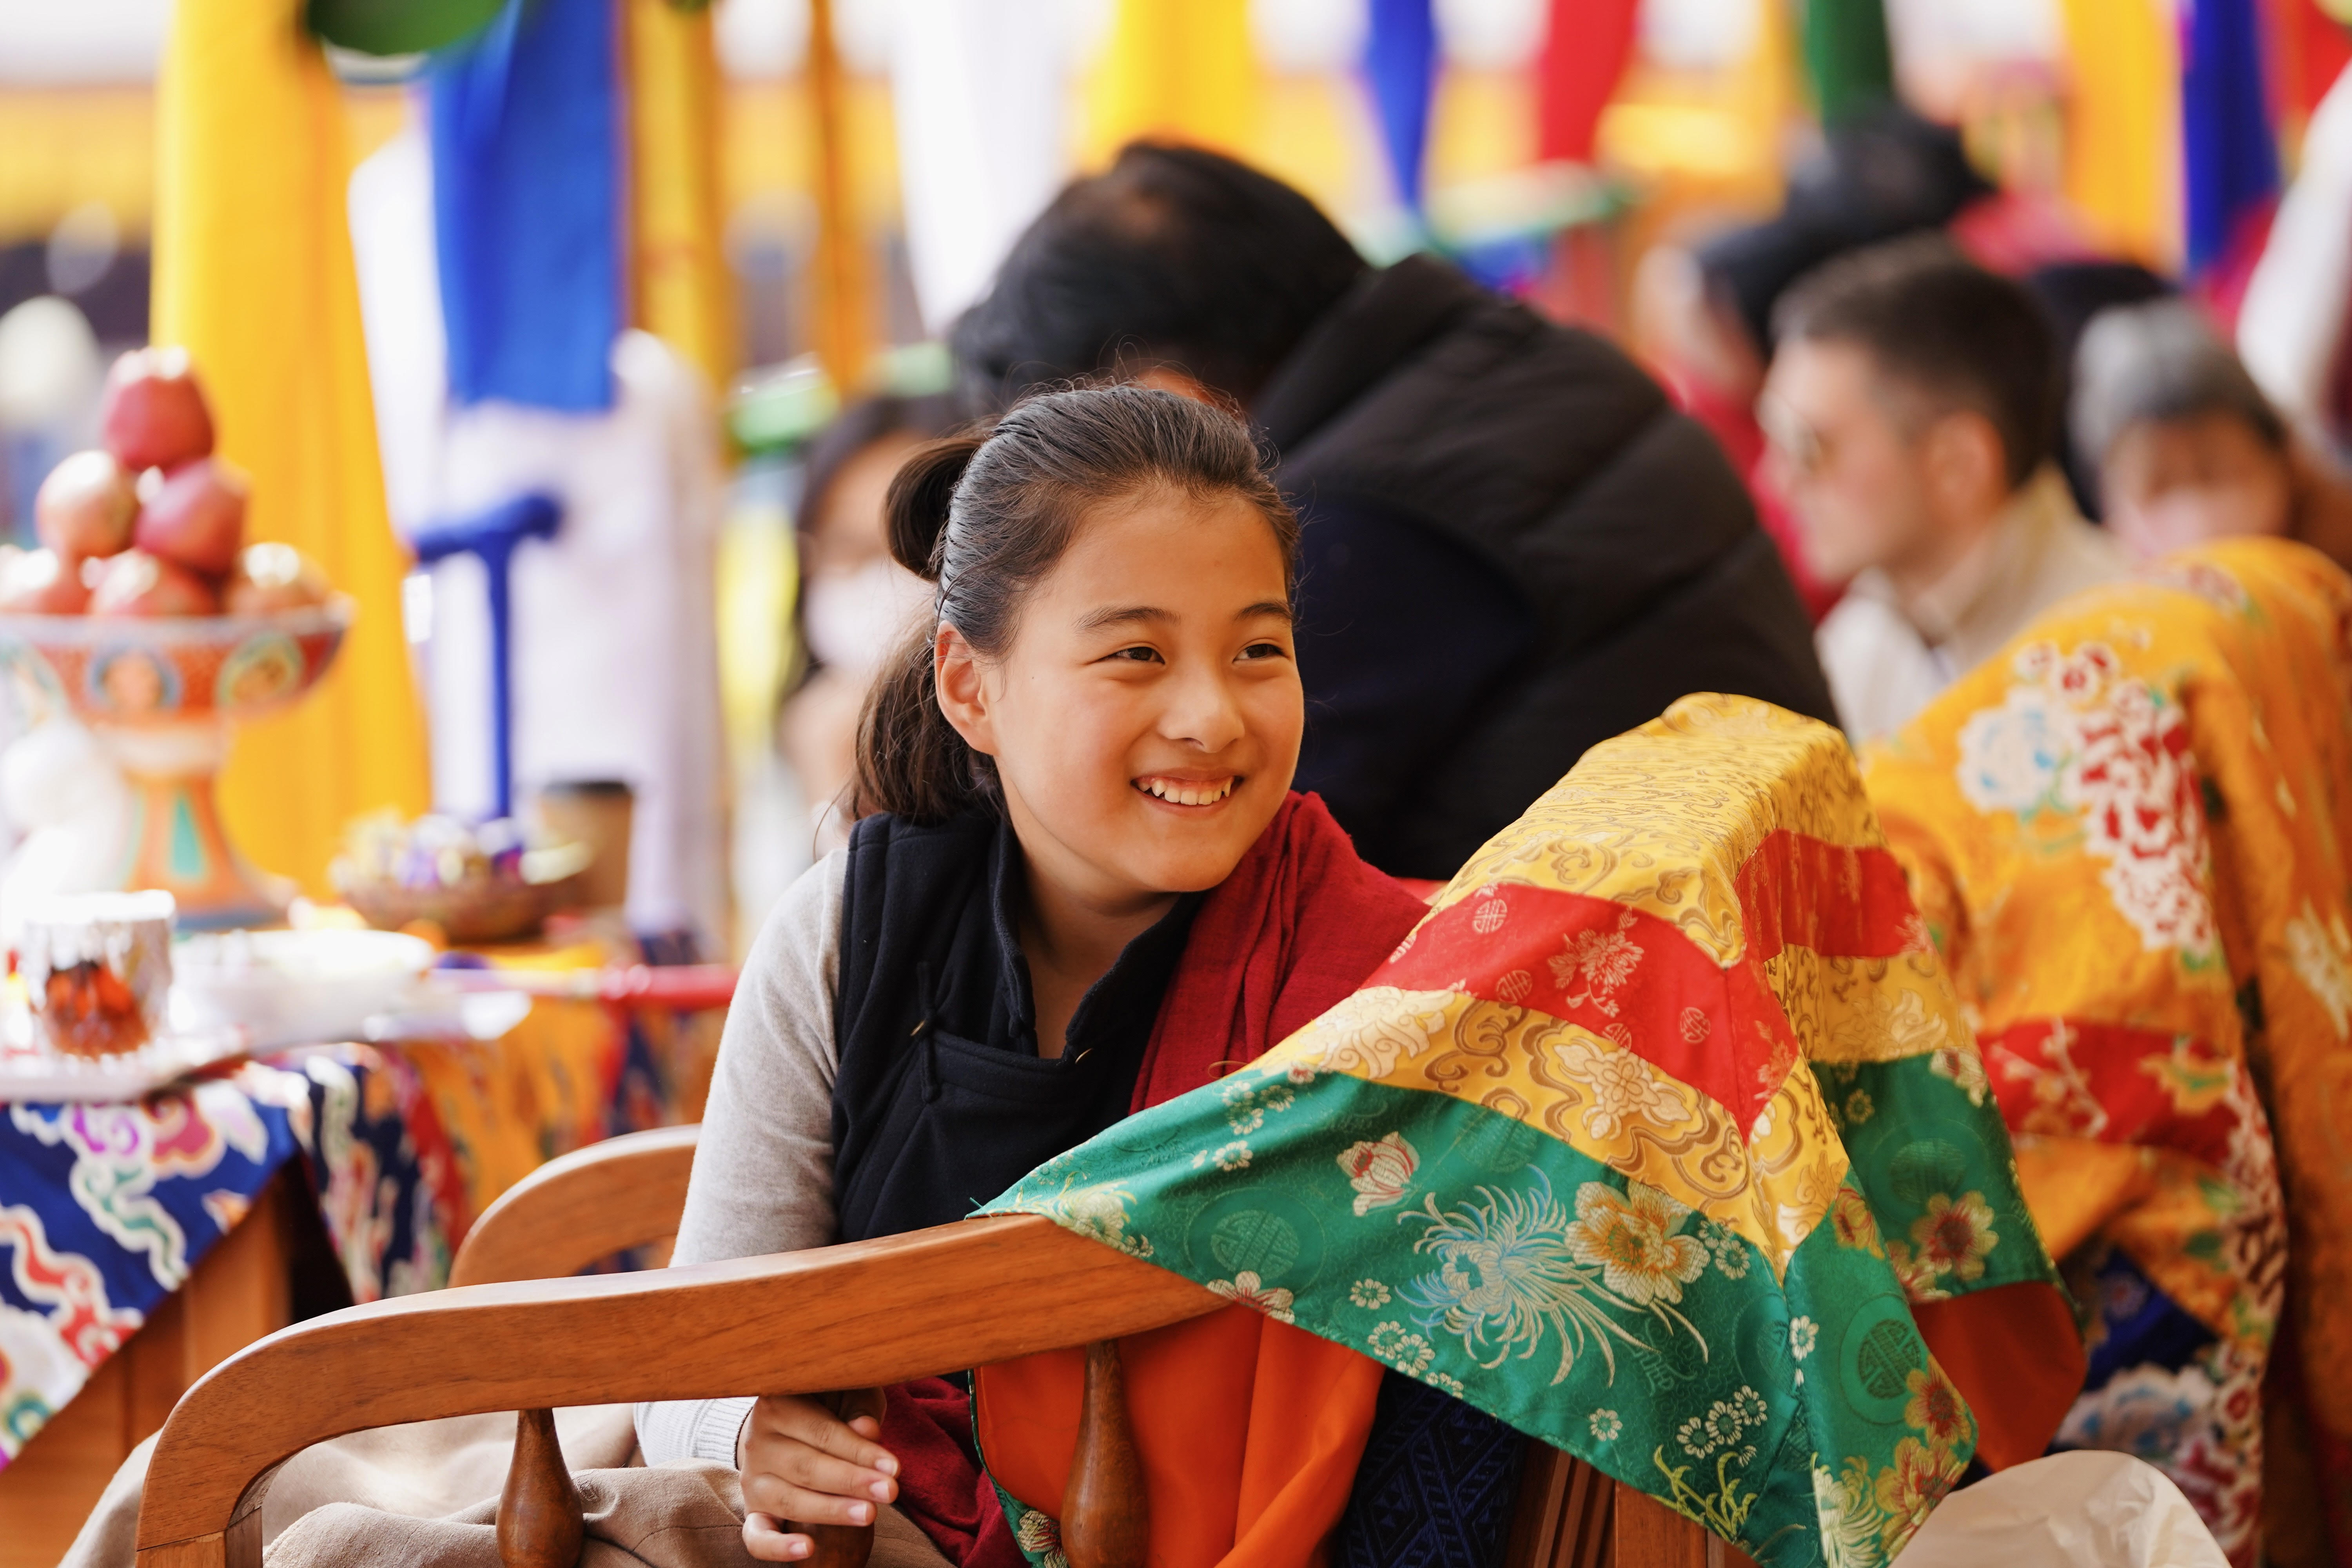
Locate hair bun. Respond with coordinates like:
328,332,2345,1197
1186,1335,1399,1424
883,436,985,580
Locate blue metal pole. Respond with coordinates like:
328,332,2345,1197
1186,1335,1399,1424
409,491,561,823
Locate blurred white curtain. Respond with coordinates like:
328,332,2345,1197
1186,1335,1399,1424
890,0,1085,335
2239,60,2352,456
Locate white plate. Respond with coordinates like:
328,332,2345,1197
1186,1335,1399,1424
173,929,437,1050
0,1006,249,1103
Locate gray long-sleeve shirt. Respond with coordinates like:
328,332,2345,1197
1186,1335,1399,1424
633,850,847,1466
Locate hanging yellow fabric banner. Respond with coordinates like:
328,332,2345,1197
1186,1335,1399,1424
2056,0,2183,272
152,0,430,895
624,0,736,393
1083,0,1263,168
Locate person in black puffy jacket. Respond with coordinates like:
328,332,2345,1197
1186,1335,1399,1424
953,143,1837,880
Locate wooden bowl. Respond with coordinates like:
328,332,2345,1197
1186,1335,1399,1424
338,869,590,946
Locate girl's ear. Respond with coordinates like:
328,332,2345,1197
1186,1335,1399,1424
933,623,997,758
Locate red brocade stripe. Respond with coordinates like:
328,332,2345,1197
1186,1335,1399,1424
1376,832,1929,1138
1977,1017,2246,1168
1374,884,1791,1134
1733,830,1922,963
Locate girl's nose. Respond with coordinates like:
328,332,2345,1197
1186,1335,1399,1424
1161,662,1246,751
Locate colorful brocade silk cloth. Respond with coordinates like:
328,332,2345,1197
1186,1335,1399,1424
1864,538,2352,1565
982,695,2075,1568
0,969,705,1474
0,1046,454,1468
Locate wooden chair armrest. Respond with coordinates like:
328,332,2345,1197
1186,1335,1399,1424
449,1124,701,1288
136,1214,1219,1567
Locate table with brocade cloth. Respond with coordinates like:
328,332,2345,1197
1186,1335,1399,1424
0,944,720,1568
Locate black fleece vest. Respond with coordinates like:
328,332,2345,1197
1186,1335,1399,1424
828,810,1200,1243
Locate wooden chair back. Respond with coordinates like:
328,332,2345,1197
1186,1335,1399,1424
144,1130,1728,1568
449,1123,700,1289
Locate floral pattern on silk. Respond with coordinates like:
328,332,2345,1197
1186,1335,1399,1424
0,966,701,1474
986,695,2063,1568
0,1045,456,1468
1864,538,2352,1564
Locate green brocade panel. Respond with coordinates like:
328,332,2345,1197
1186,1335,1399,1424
985,1049,2037,1567
1812,1054,2057,1305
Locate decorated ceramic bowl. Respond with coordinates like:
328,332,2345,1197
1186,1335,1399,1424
0,597,353,728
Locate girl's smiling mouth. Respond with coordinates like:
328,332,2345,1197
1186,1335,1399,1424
1134,774,1238,807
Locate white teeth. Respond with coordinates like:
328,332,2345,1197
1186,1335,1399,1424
1140,776,1234,806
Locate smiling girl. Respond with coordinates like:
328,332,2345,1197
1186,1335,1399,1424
634,386,1440,1566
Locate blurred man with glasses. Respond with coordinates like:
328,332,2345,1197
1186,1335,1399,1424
1760,236,2127,742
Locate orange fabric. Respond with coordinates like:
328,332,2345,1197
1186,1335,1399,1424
1910,1282,2084,1470
2011,1138,2156,1262
975,1307,1384,1568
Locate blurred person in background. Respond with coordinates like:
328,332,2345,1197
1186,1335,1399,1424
1763,237,2126,743
1639,105,2157,620
955,142,1835,880
2076,299,2352,572
782,392,958,849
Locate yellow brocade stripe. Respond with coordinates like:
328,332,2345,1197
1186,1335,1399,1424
1430,696,1890,967
1285,697,2000,1281
1766,946,1985,1077
1260,986,1851,1281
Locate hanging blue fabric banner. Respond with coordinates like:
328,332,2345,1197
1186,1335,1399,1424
2180,0,2281,277
1362,0,1437,214
427,0,621,410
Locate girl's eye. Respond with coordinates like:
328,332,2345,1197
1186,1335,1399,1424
1109,646,1163,664
1239,642,1290,661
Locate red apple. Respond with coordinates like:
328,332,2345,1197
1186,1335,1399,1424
101,347,216,473
35,450,137,560
132,457,248,579
88,550,221,617
223,543,331,615
0,548,92,614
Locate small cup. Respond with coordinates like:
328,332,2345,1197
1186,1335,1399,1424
16,891,176,1058
532,780,633,911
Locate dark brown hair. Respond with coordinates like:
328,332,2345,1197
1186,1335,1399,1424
1773,234,2060,489
950,143,1368,408
852,383,1299,824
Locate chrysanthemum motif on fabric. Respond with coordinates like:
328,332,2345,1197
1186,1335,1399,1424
1396,1170,1709,1386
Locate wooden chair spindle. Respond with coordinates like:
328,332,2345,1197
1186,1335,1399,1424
1062,1340,1148,1568
790,1522,875,1568
499,1407,584,1568
786,1392,877,1568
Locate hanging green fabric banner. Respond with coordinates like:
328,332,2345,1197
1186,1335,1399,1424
1802,0,1896,124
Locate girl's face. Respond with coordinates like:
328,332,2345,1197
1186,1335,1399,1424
935,486,1301,913
2099,413,2293,561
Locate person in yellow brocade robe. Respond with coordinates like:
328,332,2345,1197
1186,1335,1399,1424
1864,537,2352,1566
